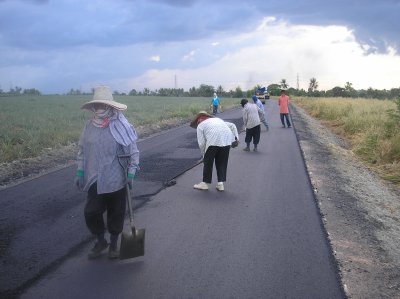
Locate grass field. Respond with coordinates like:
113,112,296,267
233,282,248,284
0,95,242,163
294,97,400,184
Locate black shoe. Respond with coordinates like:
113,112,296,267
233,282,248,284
88,240,108,259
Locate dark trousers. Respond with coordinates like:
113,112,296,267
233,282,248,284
280,113,291,127
245,125,261,145
212,105,218,115
203,145,230,183
84,183,126,236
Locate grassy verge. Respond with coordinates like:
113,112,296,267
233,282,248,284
0,95,241,163
293,97,400,185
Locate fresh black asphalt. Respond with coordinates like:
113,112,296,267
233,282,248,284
1,102,345,298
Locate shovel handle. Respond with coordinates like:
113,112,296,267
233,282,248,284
125,185,136,234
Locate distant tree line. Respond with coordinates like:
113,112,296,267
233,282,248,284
1,80,399,100
284,79,400,100
0,86,41,96
125,80,399,100
126,84,246,98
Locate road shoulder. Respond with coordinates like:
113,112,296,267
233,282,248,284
291,104,400,298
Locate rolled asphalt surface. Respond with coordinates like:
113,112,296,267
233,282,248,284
18,101,345,299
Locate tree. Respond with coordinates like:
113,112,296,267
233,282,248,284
268,84,281,96
9,86,22,95
23,88,41,95
331,86,345,97
67,88,81,95
128,89,137,96
280,79,288,89
189,86,197,97
344,81,357,97
344,81,353,91
197,84,214,97
142,88,150,96
216,85,224,96
389,88,400,99
233,86,243,98
308,78,319,92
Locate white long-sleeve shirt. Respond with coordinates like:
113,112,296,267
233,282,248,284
196,117,239,155
242,103,262,129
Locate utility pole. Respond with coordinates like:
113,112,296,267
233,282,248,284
174,75,177,89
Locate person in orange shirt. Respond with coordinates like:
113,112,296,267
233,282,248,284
278,88,291,128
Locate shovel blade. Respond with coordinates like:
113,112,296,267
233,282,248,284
119,228,145,260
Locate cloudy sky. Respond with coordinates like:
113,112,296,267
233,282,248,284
0,0,399,94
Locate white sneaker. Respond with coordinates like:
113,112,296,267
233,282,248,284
194,182,208,190
216,182,224,191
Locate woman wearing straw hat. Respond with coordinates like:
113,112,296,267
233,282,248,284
75,86,139,259
190,111,239,191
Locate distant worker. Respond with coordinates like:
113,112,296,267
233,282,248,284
278,87,291,128
241,98,263,152
190,111,239,191
211,92,220,115
252,95,269,131
75,86,139,259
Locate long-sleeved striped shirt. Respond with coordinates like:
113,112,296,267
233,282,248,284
77,121,139,194
242,103,262,129
196,117,239,155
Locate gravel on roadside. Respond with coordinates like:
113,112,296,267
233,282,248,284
291,104,400,299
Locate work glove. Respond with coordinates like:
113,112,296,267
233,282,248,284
75,169,84,190
127,172,135,189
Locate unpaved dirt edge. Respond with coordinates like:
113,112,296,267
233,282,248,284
291,104,400,299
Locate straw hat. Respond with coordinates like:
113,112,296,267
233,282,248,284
190,111,214,128
81,86,127,111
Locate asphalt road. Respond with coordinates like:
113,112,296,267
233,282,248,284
2,101,345,298
0,107,242,298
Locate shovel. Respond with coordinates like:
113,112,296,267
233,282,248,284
119,185,145,260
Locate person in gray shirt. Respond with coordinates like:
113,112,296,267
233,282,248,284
75,86,139,259
241,98,263,152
